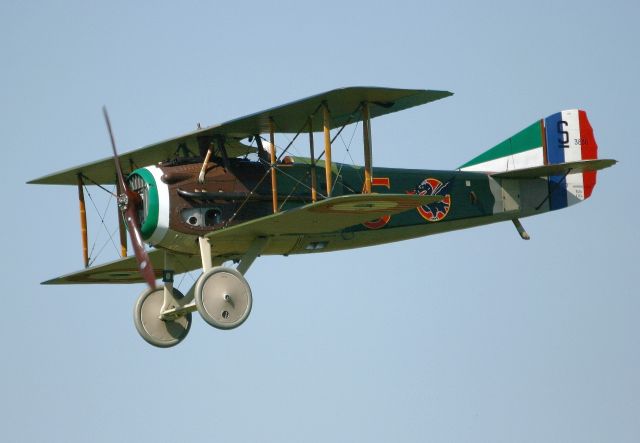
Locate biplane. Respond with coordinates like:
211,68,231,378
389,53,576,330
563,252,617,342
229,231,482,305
28,87,616,347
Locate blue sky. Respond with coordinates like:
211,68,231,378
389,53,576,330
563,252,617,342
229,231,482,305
2,1,638,442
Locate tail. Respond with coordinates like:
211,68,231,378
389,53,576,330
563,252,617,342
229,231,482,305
459,110,614,210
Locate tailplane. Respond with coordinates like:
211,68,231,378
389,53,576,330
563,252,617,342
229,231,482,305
459,110,615,209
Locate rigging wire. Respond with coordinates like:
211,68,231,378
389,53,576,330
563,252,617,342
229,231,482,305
315,102,362,163
224,167,272,227
278,167,316,211
88,226,121,267
83,183,121,265
80,173,117,197
332,120,361,194
274,102,323,162
222,102,365,224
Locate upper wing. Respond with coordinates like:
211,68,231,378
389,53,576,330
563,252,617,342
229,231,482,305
28,137,255,186
206,193,443,241
490,159,617,179
196,86,452,135
28,87,452,185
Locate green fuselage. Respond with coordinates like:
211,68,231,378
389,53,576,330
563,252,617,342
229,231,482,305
153,157,534,259
271,161,500,255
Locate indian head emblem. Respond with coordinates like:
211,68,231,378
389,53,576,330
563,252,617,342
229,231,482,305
411,178,452,222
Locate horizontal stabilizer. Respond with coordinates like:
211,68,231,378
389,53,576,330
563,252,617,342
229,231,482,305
206,193,442,241
491,159,617,179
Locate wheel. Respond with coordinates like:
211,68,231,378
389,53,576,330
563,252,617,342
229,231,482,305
195,266,252,330
133,286,192,348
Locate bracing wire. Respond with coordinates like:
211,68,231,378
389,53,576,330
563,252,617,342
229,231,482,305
224,102,364,223
332,120,361,194
88,226,120,267
84,183,120,263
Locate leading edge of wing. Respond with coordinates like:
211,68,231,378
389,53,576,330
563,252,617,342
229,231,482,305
206,193,443,241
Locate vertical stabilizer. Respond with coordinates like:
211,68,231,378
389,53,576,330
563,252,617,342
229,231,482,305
460,110,600,210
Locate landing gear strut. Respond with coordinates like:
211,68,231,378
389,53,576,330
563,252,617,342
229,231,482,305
131,237,267,347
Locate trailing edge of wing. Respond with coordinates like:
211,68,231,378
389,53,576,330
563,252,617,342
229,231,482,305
490,159,617,179
206,193,443,241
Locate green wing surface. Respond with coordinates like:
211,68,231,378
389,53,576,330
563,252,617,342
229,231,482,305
193,86,452,135
28,139,255,186
206,193,443,241
28,87,452,185
41,250,204,285
491,159,617,179
42,194,441,285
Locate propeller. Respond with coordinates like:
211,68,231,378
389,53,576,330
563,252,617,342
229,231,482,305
103,107,157,290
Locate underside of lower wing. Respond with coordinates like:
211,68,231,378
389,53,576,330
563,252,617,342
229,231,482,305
42,193,440,285
41,250,203,285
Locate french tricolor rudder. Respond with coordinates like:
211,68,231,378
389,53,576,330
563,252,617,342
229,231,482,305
579,111,598,199
459,109,602,213
544,110,599,209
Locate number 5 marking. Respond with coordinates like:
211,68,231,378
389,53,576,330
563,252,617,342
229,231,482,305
363,177,391,229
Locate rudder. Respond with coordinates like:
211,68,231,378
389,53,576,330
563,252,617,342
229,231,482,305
459,109,600,210
544,110,598,208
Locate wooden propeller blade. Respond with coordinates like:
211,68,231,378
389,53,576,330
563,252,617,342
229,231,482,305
124,203,157,290
103,107,157,290
103,107,128,194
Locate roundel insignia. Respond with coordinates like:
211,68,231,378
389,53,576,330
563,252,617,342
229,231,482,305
413,178,452,222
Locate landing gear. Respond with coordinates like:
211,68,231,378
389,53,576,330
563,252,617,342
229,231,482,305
195,266,252,330
133,286,192,348
131,238,267,347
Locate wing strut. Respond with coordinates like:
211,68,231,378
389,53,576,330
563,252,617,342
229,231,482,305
269,117,278,213
308,116,318,202
323,102,333,197
76,174,89,268
362,102,373,193
197,146,213,184
236,237,269,275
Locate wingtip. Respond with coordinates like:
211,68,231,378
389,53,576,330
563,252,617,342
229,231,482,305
26,176,48,185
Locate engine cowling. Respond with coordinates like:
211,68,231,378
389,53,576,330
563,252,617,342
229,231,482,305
126,165,171,247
